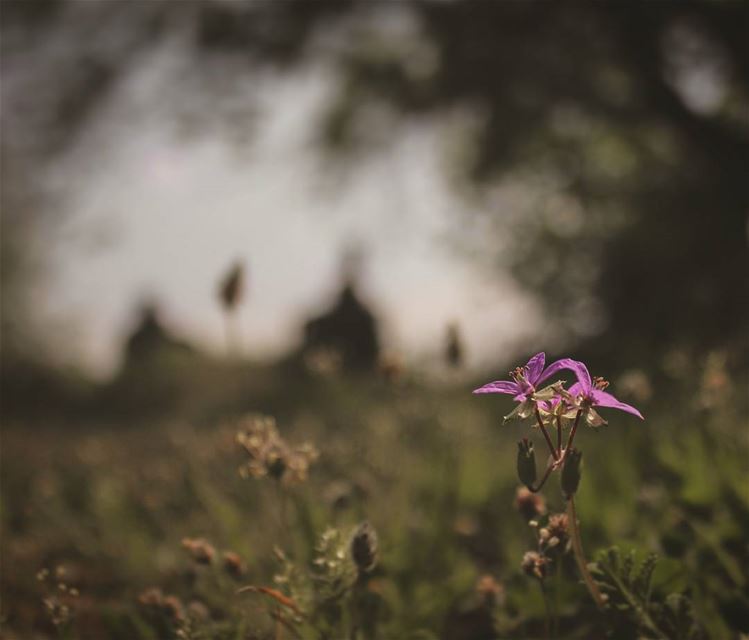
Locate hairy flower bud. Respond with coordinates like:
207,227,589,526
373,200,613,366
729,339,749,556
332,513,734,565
351,521,378,574
561,448,583,498
516,438,537,489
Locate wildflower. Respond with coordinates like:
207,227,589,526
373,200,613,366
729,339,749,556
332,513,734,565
514,486,547,521
181,538,216,565
473,352,574,421
561,359,644,425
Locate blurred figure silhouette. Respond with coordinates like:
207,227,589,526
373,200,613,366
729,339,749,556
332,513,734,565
125,303,193,366
303,282,379,372
445,321,464,370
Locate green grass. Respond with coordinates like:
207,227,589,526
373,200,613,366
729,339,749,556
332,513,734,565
2,368,747,639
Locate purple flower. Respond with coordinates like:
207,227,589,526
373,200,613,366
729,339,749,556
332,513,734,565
561,359,644,421
473,352,572,402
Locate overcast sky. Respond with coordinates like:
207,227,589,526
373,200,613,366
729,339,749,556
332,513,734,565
30,36,541,378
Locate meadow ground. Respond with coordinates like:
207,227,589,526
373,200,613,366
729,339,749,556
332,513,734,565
2,363,748,639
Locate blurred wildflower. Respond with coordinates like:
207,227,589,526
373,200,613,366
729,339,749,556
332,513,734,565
514,486,547,521
698,350,732,409
378,352,404,383
475,574,504,608
617,369,653,403
138,588,186,625
38,565,79,630
236,415,319,485
350,521,378,574
453,513,480,537
222,551,246,578
181,538,216,565
304,346,343,376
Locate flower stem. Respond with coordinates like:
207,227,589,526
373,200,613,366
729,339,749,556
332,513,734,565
566,496,605,609
555,414,563,458
535,408,559,461
564,410,583,455
540,581,553,639
528,462,554,493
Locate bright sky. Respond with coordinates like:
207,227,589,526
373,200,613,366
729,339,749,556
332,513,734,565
38,39,542,378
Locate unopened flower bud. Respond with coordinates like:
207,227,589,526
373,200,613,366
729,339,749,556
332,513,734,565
351,521,378,574
561,448,583,498
516,438,537,489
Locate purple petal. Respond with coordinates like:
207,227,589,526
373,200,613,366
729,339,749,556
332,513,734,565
568,382,584,397
525,352,546,383
559,359,591,392
591,390,644,419
536,357,576,386
472,380,519,395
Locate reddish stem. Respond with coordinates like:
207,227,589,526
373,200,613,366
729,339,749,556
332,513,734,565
535,407,559,461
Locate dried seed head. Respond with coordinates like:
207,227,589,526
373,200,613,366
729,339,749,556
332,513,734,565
514,486,547,521
475,574,504,608
162,595,185,624
181,538,215,565
521,551,549,580
236,415,318,485
351,521,378,574
222,551,245,578
547,513,569,545
138,587,165,608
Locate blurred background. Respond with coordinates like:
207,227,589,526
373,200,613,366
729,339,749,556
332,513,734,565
2,1,748,638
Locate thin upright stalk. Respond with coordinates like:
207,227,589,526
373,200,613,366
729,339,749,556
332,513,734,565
564,410,583,454
535,408,559,461
528,462,554,493
566,497,605,609
540,581,553,639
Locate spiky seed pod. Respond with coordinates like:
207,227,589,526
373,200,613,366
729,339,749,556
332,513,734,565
351,522,378,574
517,438,537,489
561,448,583,498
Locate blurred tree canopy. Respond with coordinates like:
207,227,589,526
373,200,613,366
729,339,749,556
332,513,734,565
2,0,748,369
